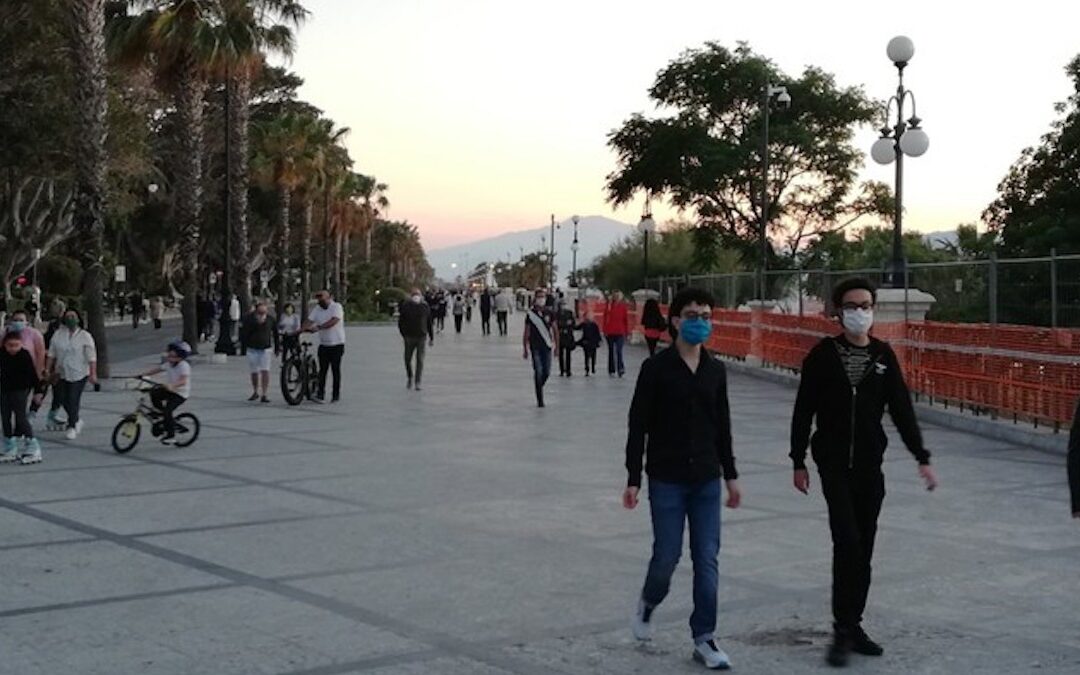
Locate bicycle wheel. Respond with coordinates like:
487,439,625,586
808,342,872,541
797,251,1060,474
172,413,201,447
281,358,305,406
111,416,141,454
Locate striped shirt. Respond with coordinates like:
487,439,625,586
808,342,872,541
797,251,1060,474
836,341,872,387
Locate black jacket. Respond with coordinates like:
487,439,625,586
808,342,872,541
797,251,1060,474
480,293,492,313
1068,399,1080,515
398,300,430,338
239,313,275,350
625,346,737,487
791,335,929,473
576,321,602,349
0,348,39,392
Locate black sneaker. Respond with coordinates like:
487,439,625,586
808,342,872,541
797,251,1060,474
160,435,177,446
826,631,852,668
851,627,883,656
247,393,259,401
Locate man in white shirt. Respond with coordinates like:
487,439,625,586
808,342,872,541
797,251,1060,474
305,289,346,403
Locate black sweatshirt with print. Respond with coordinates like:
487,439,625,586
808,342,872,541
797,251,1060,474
790,335,929,473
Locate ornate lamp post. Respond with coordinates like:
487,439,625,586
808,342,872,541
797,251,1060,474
870,36,929,288
758,83,791,300
570,214,580,288
638,200,657,284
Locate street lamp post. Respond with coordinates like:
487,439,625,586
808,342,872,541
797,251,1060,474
638,200,657,285
871,36,929,288
758,83,791,300
215,66,236,355
549,213,558,289
570,215,580,288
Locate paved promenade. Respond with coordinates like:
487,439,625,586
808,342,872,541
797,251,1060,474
0,322,1077,674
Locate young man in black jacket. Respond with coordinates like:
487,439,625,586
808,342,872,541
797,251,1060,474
623,287,742,671
399,289,431,391
790,277,938,667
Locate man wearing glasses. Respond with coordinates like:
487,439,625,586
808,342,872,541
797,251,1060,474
623,287,742,671
790,277,938,668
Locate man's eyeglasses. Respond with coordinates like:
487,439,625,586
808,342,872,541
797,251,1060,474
680,311,712,321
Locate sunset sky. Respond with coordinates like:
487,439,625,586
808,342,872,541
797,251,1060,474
287,0,1079,251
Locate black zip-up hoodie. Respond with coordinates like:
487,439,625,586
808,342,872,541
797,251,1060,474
790,335,929,473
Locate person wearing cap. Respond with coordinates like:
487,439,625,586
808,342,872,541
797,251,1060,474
138,341,192,445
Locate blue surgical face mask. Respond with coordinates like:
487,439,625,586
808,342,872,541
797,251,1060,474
8,321,26,332
679,317,712,346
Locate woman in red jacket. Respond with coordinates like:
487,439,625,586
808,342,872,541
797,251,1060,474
603,291,630,377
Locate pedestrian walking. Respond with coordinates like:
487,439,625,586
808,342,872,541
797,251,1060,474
278,303,301,359
641,298,668,357
129,292,143,329
557,306,577,377
790,277,938,668
424,290,437,346
480,288,493,336
494,289,512,336
45,309,97,440
1069,397,1079,519
604,290,630,377
522,288,558,408
306,290,346,403
150,296,164,329
452,293,466,334
623,287,741,670
466,292,474,323
5,310,46,423
576,308,602,376
399,288,430,391
240,302,275,403
0,331,42,464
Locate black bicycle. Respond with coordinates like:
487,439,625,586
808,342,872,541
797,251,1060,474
280,337,319,406
111,377,200,454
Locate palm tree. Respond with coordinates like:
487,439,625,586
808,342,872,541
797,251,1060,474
250,111,315,317
109,0,222,349
214,0,307,314
295,118,348,317
64,0,111,375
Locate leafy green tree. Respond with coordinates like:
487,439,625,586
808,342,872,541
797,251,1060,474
985,55,1080,256
606,42,889,271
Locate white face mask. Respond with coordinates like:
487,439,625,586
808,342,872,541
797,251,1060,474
411,295,422,303
842,308,874,336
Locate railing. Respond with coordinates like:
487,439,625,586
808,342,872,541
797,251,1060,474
585,299,1080,432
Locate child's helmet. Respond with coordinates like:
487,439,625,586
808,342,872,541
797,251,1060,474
167,340,192,359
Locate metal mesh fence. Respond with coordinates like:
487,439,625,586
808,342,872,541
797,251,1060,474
646,254,1080,327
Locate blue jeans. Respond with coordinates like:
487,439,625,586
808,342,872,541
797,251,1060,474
641,478,722,643
530,347,552,404
607,335,626,375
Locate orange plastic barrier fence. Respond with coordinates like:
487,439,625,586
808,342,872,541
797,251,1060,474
587,299,1080,428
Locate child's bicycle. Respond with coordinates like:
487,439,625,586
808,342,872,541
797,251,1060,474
280,337,320,406
111,376,200,454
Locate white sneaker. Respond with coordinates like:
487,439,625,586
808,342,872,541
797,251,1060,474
692,640,732,670
75,420,84,435
65,427,77,440
633,599,655,641
1,438,18,463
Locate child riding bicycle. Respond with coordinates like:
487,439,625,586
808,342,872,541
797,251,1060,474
138,340,191,445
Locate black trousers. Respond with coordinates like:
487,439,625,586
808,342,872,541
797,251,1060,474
51,377,88,427
1,389,32,438
150,388,185,436
496,311,508,335
454,315,464,333
317,344,345,400
481,311,492,335
820,469,886,632
646,337,659,356
558,344,575,375
403,336,426,383
582,347,597,374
